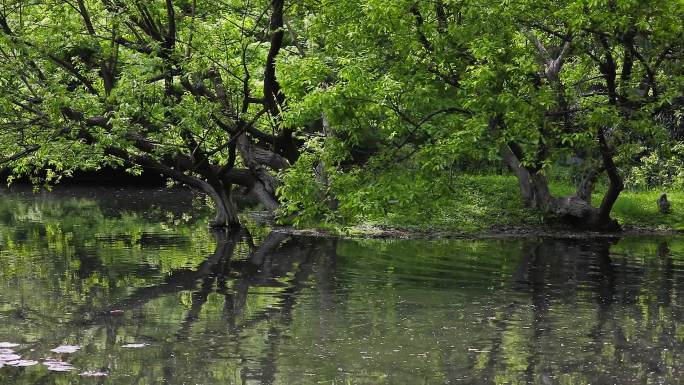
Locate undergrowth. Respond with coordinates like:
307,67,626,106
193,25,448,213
286,174,683,233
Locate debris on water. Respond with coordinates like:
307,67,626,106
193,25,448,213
43,360,75,372
8,360,39,367
0,353,22,361
0,343,19,348
122,343,148,348
50,345,81,354
80,371,108,377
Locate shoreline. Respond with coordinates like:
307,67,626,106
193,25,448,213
270,226,684,240
246,214,684,240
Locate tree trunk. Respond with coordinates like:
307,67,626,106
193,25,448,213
234,134,282,211
503,145,621,232
204,181,240,228
596,127,624,224
313,114,339,210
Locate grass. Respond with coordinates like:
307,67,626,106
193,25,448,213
342,175,684,234
611,190,684,230
549,179,684,230
348,175,540,233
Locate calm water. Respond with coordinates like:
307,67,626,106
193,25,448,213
0,187,682,384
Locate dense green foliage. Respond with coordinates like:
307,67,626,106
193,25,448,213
278,0,684,230
0,0,682,231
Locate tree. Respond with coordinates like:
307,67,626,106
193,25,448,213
494,0,683,230
279,0,683,231
2,0,682,231
0,0,300,227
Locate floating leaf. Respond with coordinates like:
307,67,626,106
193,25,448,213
0,353,22,361
8,360,39,367
43,360,75,372
80,371,108,377
50,345,81,354
122,343,148,348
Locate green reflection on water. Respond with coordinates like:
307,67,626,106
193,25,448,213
0,187,682,384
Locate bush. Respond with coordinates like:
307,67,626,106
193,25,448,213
624,143,684,190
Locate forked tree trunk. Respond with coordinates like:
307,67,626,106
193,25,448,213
502,144,622,232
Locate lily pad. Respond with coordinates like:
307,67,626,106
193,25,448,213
0,353,22,361
50,345,81,354
122,343,148,348
80,371,108,377
8,360,39,367
43,360,75,372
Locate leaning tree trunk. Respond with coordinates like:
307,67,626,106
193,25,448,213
206,182,240,228
502,141,622,232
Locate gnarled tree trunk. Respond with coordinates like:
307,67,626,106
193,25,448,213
205,181,240,229
503,137,623,232
232,133,284,212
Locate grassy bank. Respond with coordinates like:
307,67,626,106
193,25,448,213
320,175,684,234
610,190,684,230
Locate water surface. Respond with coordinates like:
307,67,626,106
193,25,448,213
0,187,682,384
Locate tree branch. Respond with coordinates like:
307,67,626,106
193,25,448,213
597,127,623,221
263,0,285,115
0,145,40,166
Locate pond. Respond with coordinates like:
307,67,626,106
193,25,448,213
0,187,682,384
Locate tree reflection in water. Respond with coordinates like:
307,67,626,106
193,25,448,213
0,188,682,384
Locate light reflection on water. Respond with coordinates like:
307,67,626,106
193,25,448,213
0,186,682,384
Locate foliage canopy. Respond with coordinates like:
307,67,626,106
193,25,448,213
1,0,682,230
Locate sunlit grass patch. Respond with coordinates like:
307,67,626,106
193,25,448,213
350,174,683,233
612,190,684,230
